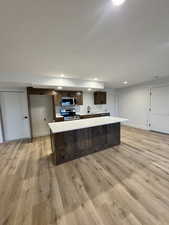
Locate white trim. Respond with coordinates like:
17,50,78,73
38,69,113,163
0,106,4,143
122,121,149,130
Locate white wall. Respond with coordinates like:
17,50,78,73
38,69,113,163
56,89,118,116
117,86,150,129
117,77,169,130
107,89,119,116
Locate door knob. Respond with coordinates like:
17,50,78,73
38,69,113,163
24,116,28,119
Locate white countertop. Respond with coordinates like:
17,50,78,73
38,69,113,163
49,116,128,134
56,114,64,118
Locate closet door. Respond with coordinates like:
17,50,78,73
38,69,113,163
150,85,169,134
0,92,30,141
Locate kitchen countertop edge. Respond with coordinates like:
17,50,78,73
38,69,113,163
49,116,128,134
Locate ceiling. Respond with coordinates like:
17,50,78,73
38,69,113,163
0,0,169,88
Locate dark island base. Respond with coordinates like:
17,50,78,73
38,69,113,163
50,122,120,165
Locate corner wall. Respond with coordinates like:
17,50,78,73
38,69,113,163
117,76,169,130
117,86,150,129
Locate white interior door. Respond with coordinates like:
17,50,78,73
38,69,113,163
150,85,169,134
0,91,30,141
30,95,53,137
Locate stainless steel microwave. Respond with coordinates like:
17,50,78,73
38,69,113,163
61,97,75,106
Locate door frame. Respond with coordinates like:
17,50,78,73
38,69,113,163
0,104,5,143
27,87,56,142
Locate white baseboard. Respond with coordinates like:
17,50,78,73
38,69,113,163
33,133,50,138
122,121,149,130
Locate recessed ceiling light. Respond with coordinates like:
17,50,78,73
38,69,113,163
88,88,92,91
60,74,65,78
123,81,128,85
112,0,126,6
94,78,98,81
57,86,63,90
154,75,160,80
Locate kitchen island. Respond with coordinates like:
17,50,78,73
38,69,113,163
48,116,127,165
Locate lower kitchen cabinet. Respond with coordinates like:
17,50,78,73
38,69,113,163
80,113,110,119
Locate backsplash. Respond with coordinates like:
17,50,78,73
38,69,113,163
76,104,108,114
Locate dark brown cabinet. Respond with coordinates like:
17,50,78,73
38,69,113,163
53,91,83,106
74,91,83,105
55,117,64,122
27,88,83,106
27,87,56,96
80,113,110,119
51,122,120,165
94,92,107,105
53,92,62,106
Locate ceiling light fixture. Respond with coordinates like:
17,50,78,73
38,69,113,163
94,78,98,81
123,81,128,85
60,74,65,78
57,86,63,90
112,0,126,6
154,75,160,80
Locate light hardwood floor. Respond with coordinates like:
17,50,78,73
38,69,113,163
0,126,169,225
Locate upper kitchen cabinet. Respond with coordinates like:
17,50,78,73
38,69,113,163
27,87,56,96
94,91,107,105
53,92,62,106
53,91,83,106
74,91,83,105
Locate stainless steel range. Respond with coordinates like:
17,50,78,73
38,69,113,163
60,108,80,121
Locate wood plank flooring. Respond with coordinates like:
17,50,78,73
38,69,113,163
0,126,169,225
